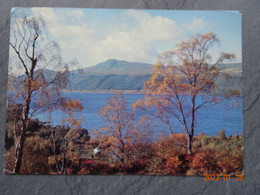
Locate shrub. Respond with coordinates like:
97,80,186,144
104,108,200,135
4,145,16,173
189,150,221,175
198,132,204,141
192,139,202,151
201,136,211,146
145,156,168,175
215,150,243,174
186,168,199,176
165,156,182,174
78,162,117,174
217,129,226,139
20,136,52,174
27,118,41,132
124,158,149,174
153,133,187,159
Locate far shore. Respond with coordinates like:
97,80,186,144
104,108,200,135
61,89,242,96
62,89,144,94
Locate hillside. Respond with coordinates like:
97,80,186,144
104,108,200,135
68,59,242,92
78,59,152,75
68,59,152,90
15,59,242,92
69,74,151,91
216,64,242,93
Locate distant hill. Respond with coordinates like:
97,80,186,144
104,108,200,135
78,59,153,75
15,59,242,92
216,63,242,93
68,59,152,90
68,59,242,92
69,74,151,91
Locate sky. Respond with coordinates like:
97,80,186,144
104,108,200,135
10,8,242,71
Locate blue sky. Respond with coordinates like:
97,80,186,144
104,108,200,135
11,8,241,69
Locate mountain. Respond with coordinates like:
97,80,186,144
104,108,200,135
69,74,151,91
68,60,242,92
15,59,242,92
68,59,153,91
78,59,153,75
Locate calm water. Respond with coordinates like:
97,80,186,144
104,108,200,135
34,92,243,137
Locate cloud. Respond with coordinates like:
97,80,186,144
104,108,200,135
126,10,182,41
24,9,215,67
187,17,208,31
31,8,84,25
89,10,184,64
31,8,97,66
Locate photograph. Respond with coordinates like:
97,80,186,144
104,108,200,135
4,7,243,175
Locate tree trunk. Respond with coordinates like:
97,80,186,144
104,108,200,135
186,96,196,155
13,127,26,173
187,134,192,155
13,81,31,174
13,112,29,173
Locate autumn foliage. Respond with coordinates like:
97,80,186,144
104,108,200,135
59,98,83,129
5,101,243,175
94,94,153,167
133,32,237,155
5,31,243,175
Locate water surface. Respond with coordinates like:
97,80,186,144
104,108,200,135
35,92,243,137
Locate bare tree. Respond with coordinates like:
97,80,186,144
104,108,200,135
98,94,135,166
9,13,73,173
48,98,83,174
134,32,236,154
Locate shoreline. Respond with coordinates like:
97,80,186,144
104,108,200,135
62,89,145,94
61,89,242,96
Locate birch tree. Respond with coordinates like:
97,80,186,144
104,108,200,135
134,32,236,154
9,13,72,173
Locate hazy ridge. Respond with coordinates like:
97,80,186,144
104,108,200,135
69,59,242,92
16,59,242,92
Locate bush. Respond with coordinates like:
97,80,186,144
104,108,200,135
198,132,204,141
165,156,182,174
201,136,211,146
214,149,243,174
186,168,199,176
4,145,16,173
145,156,168,175
189,150,221,175
20,136,52,174
123,158,149,174
78,162,117,174
192,139,202,151
217,129,226,139
28,118,41,132
5,136,52,174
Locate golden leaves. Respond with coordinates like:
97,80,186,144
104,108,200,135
165,156,182,174
59,98,83,129
133,32,237,155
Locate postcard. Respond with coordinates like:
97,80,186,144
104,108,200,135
5,8,242,175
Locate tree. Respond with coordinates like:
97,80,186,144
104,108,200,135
133,32,235,154
9,13,73,173
98,94,135,166
49,98,84,174
97,94,153,169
